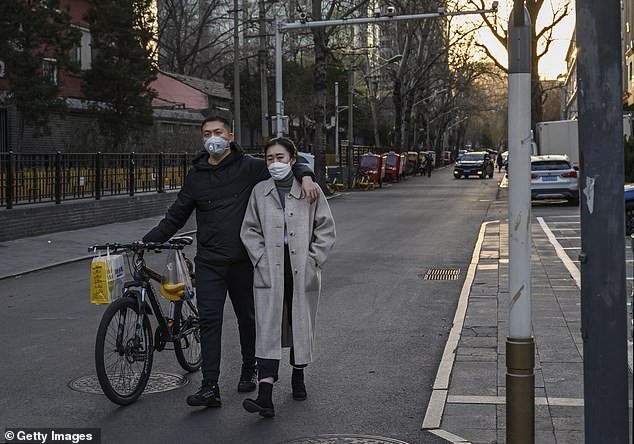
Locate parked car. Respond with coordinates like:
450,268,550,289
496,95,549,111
297,151,315,171
453,151,494,179
530,154,579,205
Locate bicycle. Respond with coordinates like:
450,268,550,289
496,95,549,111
351,171,376,191
89,237,201,405
325,172,349,194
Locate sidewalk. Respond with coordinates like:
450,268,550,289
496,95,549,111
0,215,197,280
423,191,633,443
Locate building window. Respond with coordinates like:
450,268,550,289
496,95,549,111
70,27,92,70
42,58,57,85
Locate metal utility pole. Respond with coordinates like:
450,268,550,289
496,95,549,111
347,67,354,184
258,0,269,143
576,1,630,442
506,2,533,443
233,0,241,144
335,82,340,165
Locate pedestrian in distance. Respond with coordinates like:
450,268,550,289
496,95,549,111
240,137,336,418
425,152,433,177
497,150,504,173
143,116,319,408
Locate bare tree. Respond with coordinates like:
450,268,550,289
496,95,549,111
468,0,572,129
157,0,235,79
307,0,370,185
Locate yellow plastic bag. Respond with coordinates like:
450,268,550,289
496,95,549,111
90,252,126,305
90,257,110,304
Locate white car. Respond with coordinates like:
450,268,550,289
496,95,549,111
297,151,315,171
530,154,579,205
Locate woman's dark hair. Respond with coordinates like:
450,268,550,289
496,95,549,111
264,137,298,158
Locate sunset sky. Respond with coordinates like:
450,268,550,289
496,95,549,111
460,0,576,79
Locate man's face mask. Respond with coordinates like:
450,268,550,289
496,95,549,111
204,136,229,157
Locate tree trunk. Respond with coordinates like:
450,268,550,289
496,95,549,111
371,99,381,147
392,77,402,150
401,96,413,152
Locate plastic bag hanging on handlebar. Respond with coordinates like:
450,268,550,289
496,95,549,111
160,249,194,301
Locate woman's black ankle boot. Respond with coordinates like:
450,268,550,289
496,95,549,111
291,368,307,400
242,382,275,417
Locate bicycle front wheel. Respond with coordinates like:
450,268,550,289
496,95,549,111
95,297,154,405
174,298,202,372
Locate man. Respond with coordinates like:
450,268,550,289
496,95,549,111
143,116,318,408
425,152,433,177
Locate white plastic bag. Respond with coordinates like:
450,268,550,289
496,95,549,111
160,249,194,301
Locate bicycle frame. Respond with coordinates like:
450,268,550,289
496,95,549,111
122,257,196,348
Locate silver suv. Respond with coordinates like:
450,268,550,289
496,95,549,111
530,155,579,205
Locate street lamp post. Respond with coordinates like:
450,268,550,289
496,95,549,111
506,2,533,442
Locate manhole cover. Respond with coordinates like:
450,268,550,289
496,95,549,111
69,372,189,395
422,267,461,280
280,436,410,444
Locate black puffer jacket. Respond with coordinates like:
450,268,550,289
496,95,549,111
143,144,314,265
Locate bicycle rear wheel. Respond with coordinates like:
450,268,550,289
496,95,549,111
174,298,202,372
95,296,154,405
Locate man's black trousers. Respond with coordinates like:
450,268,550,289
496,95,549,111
194,259,256,383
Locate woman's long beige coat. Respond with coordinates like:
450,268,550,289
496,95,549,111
240,178,336,365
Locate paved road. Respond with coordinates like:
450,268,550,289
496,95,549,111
0,170,501,444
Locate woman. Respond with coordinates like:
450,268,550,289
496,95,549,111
240,137,336,417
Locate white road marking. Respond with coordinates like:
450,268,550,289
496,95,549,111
428,429,471,443
446,395,633,407
422,220,497,430
537,217,581,288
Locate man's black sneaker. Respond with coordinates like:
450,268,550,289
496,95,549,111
291,368,307,401
238,367,257,392
186,381,221,407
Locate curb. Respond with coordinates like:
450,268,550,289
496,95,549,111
0,229,197,281
422,219,499,435
1,193,340,281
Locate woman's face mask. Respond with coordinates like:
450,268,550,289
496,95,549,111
268,161,292,180
204,136,229,157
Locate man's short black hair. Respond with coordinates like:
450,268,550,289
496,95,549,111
201,115,232,133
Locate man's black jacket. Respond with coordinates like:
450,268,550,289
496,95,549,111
143,144,314,265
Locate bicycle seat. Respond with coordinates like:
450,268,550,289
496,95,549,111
169,236,193,246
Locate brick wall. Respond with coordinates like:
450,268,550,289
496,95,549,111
0,190,180,242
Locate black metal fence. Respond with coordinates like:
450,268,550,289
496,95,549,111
0,151,195,209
